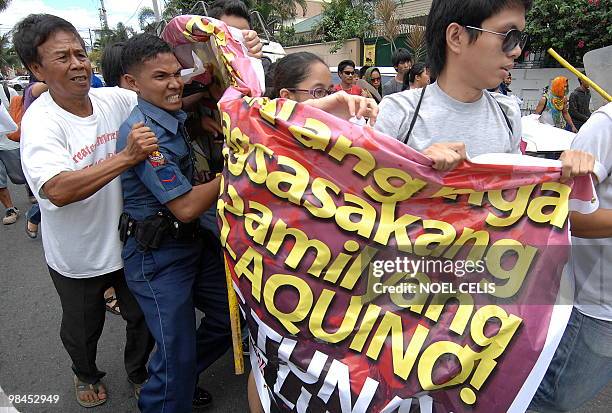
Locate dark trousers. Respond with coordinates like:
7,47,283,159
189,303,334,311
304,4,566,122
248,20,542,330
123,238,201,413
48,267,154,385
195,236,232,376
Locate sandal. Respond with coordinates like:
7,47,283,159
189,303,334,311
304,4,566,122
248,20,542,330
74,375,107,408
25,220,38,239
128,378,146,400
104,295,121,315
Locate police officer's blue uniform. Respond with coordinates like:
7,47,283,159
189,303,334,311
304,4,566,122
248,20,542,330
117,98,200,413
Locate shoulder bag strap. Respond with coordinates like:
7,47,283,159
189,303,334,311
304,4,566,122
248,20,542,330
402,85,427,144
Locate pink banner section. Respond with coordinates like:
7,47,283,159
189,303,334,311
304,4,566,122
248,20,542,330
162,15,263,97
218,94,595,413
163,17,597,412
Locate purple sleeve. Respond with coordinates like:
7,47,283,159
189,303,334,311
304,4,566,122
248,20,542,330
23,83,37,110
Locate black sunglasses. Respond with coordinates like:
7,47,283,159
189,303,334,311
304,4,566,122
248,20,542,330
342,70,356,76
465,26,528,54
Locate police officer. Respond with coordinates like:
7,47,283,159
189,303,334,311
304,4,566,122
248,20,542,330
117,34,220,413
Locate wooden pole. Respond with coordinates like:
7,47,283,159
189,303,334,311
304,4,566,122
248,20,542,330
224,256,245,374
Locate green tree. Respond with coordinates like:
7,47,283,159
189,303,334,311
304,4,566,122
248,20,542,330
526,0,612,66
0,0,11,12
160,0,308,36
93,22,135,54
248,0,307,36
0,32,19,68
138,6,157,31
315,0,373,52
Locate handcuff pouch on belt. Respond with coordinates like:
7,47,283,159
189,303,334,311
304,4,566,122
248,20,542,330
119,212,199,250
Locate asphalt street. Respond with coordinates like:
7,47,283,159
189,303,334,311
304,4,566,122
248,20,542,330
0,184,249,413
1,183,611,413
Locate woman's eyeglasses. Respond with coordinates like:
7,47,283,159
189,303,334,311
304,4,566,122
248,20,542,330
342,70,355,76
286,87,334,99
371,77,381,83
465,26,529,54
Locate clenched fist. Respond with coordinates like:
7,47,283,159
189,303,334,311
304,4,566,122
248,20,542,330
122,122,158,165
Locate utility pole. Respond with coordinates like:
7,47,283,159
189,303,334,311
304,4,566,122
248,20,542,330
88,29,94,51
98,0,109,31
151,0,161,22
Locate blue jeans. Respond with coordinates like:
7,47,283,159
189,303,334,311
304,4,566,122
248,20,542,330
26,203,41,225
529,307,612,412
123,238,201,413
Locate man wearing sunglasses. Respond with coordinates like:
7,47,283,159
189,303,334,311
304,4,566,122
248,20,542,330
375,1,596,410
333,60,367,97
375,0,592,174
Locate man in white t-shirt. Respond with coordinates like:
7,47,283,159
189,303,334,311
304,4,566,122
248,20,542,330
0,83,25,225
530,104,612,412
13,14,156,407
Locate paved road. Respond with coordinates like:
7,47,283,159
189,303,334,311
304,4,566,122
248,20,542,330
0,185,248,413
1,184,610,413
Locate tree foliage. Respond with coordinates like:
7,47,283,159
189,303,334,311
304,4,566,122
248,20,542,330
248,0,308,36
93,22,135,56
138,6,157,31
0,0,11,12
0,32,19,69
526,0,612,66
159,0,308,37
316,0,373,52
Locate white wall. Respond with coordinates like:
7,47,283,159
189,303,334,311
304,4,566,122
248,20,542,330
284,39,360,67
584,46,612,110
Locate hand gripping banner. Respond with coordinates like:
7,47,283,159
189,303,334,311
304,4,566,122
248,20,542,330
163,16,598,413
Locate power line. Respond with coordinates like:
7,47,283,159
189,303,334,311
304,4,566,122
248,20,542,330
125,0,147,24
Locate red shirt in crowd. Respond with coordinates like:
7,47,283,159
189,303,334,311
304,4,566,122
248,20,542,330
333,84,363,96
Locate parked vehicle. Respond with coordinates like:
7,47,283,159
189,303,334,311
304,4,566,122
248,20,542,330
6,75,29,91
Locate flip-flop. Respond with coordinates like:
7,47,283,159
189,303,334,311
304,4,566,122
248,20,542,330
104,295,121,315
74,375,107,408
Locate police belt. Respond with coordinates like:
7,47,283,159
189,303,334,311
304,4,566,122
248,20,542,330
119,212,200,250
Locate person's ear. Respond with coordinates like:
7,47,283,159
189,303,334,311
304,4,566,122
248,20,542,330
279,88,291,99
446,22,464,55
123,73,139,94
29,62,45,82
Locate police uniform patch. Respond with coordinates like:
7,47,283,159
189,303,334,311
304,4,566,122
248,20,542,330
148,151,166,167
156,166,180,190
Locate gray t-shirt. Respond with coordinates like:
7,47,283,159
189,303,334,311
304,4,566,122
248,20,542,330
374,82,522,157
382,78,404,96
569,103,612,321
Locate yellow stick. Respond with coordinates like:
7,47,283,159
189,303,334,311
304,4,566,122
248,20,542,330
224,255,245,374
547,48,612,102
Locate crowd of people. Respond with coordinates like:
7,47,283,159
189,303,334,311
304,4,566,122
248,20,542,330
0,0,610,412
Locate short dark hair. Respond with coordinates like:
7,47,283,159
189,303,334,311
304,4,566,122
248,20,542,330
391,48,413,68
407,62,427,84
426,0,533,77
101,42,125,87
359,65,371,78
338,60,356,74
121,34,173,75
13,14,85,69
266,52,327,98
208,0,251,28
